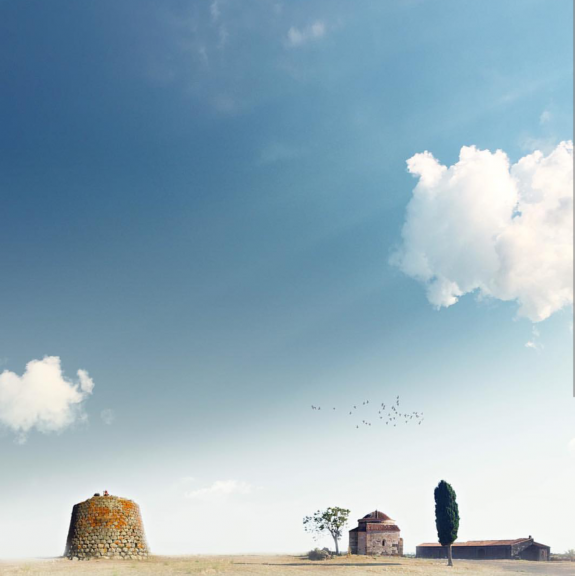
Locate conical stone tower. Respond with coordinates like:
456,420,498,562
65,494,149,560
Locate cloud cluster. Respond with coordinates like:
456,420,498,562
0,356,94,442
391,141,573,322
286,21,325,47
184,480,252,501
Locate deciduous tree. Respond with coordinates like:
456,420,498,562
303,506,350,555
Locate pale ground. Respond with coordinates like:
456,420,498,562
0,555,572,576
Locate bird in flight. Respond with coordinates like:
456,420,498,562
310,393,424,430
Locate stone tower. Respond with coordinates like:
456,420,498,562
65,493,149,560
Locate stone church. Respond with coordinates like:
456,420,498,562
348,510,403,556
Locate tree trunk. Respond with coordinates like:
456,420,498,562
333,535,340,556
447,543,453,566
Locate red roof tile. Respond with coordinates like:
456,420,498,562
361,511,392,521
417,539,532,547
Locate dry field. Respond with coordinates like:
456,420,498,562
0,555,573,576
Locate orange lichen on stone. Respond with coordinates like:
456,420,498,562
64,495,149,561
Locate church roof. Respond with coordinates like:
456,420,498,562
350,524,400,533
361,511,393,521
350,510,400,533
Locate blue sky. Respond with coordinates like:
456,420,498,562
0,0,572,557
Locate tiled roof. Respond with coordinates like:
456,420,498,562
361,511,392,521
368,525,400,532
417,539,531,548
350,524,401,533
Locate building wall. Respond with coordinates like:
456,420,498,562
349,531,358,554
416,546,445,559
519,545,550,561
417,545,512,560
417,543,548,561
467,546,511,560
510,540,534,558
65,495,149,561
366,531,402,555
349,517,403,556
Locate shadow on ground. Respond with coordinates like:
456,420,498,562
234,562,402,567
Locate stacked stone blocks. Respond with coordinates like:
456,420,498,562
65,494,149,560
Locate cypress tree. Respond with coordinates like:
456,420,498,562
434,480,459,566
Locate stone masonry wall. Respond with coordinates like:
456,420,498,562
348,531,358,554
366,531,402,555
65,495,149,560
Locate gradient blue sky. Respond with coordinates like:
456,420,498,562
0,0,573,558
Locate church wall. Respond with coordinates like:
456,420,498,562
366,531,402,555
349,531,358,554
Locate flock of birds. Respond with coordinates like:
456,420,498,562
310,395,424,429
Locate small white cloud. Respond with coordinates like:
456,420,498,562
184,480,252,501
100,408,115,426
198,46,209,66
525,326,543,352
539,110,552,125
287,21,326,47
310,21,325,37
0,356,94,442
210,0,221,22
218,24,229,49
287,27,305,46
391,141,573,323
78,369,94,394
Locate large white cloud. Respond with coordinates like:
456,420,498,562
391,141,573,322
0,356,94,442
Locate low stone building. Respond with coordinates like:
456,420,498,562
416,537,550,561
65,493,149,560
349,511,403,556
